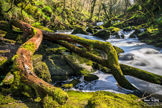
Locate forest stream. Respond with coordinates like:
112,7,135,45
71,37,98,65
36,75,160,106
55,24,162,101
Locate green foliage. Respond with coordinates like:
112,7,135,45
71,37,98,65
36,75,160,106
42,6,52,17
127,4,142,13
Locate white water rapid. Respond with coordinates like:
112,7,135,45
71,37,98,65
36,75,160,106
56,29,162,100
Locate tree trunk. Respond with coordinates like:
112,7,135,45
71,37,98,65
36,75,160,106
89,0,97,20
10,19,68,104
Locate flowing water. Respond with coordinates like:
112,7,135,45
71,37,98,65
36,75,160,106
55,29,162,100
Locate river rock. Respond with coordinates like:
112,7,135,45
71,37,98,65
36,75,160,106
93,26,104,29
32,54,52,82
62,79,81,89
84,74,99,82
118,53,136,60
44,55,75,76
123,27,132,32
71,26,88,35
92,30,110,40
130,60,148,66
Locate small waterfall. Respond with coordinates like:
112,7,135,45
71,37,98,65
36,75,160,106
123,30,135,39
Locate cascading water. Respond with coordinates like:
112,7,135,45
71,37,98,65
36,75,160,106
55,27,162,100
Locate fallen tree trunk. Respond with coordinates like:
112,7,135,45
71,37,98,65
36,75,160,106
10,19,68,104
52,40,162,86
11,19,137,90
120,64,162,85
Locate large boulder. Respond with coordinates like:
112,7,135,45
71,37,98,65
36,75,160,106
92,30,110,40
44,55,75,76
71,26,88,35
84,74,99,82
32,54,52,82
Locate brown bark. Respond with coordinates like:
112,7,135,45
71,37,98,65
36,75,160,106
11,19,68,104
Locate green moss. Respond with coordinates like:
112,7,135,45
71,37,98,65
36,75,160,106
43,94,59,108
113,46,124,54
0,50,10,54
46,47,68,55
0,30,7,37
32,54,43,65
92,30,110,40
0,57,7,66
21,42,36,55
0,21,12,31
33,62,52,83
86,25,94,33
87,91,145,108
120,64,162,85
62,79,81,89
42,6,53,17
2,72,14,85
32,24,54,33
71,26,88,35
84,74,99,82
0,93,18,105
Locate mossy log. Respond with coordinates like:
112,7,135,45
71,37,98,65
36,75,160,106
10,19,136,91
120,64,162,85
10,19,68,104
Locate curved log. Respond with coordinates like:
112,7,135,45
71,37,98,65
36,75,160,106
10,19,68,104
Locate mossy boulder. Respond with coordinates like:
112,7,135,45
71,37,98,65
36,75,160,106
112,22,124,28
44,55,75,76
123,26,132,32
86,25,94,33
87,91,145,108
32,54,43,65
51,76,70,82
64,55,84,76
32,54,52,82
62,79,81,89
84,74,99,82
71,27,88,35
113,46,124,54
103,20,111,28
93,26,104,29
92,30,110,40
33,62,52,83
129,33,136,38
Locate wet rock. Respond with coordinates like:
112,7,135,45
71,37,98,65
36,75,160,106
84,74,99,82
113,46,124,54
93,26,103,29
71,26,88,35
44,55,75,76
139,48,160,54
93,30,110,40
130,60,148,66
32,54,43,65
62,79,81,89
33,61,52,82
129,33,136,38
118,53,136,60
123,27,132,32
